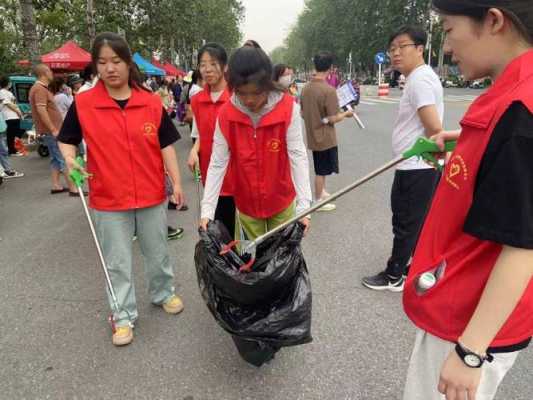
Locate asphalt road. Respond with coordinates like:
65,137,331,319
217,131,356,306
1,88,531,400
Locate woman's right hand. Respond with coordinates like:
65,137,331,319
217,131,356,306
430,130,461,151
200,218,210,231
65,155,89,177
188,148,199,173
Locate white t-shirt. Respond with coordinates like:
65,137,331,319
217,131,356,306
392,64,444,170
54,93,73,119
0,88,20,121
189,84,203,99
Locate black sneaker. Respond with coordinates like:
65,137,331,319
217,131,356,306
362,271,405,292
167,227,184,241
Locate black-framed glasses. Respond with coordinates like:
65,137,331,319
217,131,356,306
387,43,418,57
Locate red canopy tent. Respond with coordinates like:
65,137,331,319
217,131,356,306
163,63,186,77
41,41,91,71
152,59,186,77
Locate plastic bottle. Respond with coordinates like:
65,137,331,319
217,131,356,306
416,272,437,294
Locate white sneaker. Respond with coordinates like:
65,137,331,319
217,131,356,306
3,170,24,179
318,203,336,212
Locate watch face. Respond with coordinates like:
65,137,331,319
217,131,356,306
464,354,482,368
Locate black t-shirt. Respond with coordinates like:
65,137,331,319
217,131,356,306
57,99,180,148
463,101,533,353
464,101,533,249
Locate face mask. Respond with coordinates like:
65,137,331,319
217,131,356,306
279,75,292,89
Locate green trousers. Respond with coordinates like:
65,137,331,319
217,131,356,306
91,202,175,327
236,203,295,241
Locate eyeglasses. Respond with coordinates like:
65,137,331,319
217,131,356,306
387,43,418,57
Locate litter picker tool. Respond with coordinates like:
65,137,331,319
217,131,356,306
221,137,457,272
194,166,202,227
70,157,129,332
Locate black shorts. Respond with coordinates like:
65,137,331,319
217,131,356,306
312,146,339,176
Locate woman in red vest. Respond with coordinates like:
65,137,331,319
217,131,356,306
58,32,185,347
402,1,533,399
187,43,235,236
199,45,312,240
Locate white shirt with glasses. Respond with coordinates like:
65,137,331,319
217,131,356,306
392,64,444,170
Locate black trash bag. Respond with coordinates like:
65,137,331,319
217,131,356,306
195,220,313,366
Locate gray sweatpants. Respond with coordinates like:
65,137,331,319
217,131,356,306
92,202,175,327
403,329,519,400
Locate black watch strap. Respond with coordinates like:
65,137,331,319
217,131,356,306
455,342,494,368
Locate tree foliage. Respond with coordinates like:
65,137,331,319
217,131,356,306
0,0,244,74
279,0,443,75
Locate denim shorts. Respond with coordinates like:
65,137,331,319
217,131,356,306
42,134,65,172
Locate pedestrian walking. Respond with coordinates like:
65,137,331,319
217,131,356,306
300,52,353,212
0,110,24,179
57,32,185,346
0,76,25,156
29,65,77,195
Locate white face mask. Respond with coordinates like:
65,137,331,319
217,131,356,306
279,75,292,89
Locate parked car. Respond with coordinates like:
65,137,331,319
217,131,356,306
9,75,36,131
469,79,485,89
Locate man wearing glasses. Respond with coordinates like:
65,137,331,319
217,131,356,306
362,26,444,292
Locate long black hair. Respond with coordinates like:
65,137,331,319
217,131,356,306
227,46,275,92
433,0,533,44
91,32,148,90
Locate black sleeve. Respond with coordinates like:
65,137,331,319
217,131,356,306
159,107,180,149
464,102,533,249
57,101,83,146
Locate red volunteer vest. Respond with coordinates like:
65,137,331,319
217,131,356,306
218,94,296,219
190,86,234,195
76,81,166,211
403,51,533,347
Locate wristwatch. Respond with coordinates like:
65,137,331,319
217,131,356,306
455,342,494,368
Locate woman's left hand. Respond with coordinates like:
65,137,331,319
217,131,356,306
299,217,311,236
438,350,482,400
172,184,185,209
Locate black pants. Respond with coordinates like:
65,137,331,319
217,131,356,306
386,169,440,278
6,119,23,154
215,195,236,239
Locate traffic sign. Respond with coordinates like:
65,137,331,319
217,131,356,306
375,52,386,65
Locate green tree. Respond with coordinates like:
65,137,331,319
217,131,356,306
282,0,438,75
0,0,244,73
269,46,288,65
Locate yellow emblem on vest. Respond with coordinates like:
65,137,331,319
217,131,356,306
267,139,281,153
445,155,469,190
142,122,157,137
